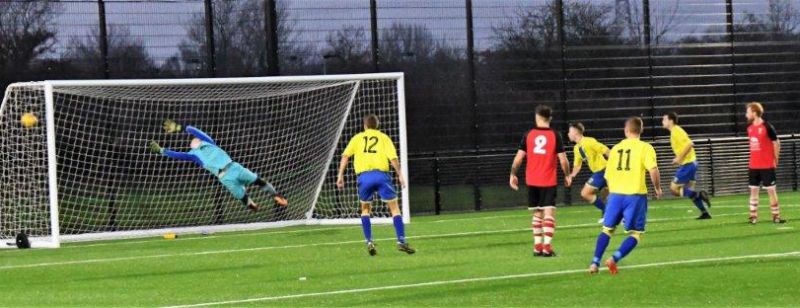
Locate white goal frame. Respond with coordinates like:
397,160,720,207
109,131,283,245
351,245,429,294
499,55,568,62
0,73,410,248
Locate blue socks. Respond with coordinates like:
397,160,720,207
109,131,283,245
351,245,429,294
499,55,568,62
393,215,406,244
360,215,372,243
592,232,611,265
361,214,406,244
594,197,606,213
683,187,707,213
612,236,639,262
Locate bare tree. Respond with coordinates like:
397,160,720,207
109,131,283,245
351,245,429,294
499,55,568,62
64,25,157,78
170,0,311,77
0,1,58,83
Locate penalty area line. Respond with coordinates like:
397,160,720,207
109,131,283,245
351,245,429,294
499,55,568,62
163,251,800,307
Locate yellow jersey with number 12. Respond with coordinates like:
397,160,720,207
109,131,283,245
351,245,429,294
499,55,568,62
342,129,398,174
605,138,658,195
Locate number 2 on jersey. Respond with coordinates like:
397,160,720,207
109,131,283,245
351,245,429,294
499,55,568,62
363,136,378,153
533,135,547,154
616,149,631,171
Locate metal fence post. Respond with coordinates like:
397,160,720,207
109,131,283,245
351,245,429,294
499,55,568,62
725,0,739,135
433,153,442,215
643,0,656,140
370,0,380,72
264,0,280,76
707,138,716,196
792,134,798,191
466,0,482,211
97,0,110,79
203,0,216,77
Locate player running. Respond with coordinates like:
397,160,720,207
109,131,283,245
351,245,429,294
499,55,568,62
589,117,662,275
566,122,610,223
510,105,572,257
336,114,415,256
745,102,785,224
148,120,288,211
662,112,711,220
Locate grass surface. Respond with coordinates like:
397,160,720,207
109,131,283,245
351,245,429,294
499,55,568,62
1,192,799,307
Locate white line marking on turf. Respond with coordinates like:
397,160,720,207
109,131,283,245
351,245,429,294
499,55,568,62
0,213,746,271
162,251,800,307
63,200,773,248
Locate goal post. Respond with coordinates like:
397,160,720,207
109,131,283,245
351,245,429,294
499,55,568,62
0,73,410,248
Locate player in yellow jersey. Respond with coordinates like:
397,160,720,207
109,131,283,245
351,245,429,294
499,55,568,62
589,117,662,275
662,112,712,220
336,114,414,256
567,122,610,223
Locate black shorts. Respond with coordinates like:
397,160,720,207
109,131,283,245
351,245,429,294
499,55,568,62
749,168,776,187
528,186,557,209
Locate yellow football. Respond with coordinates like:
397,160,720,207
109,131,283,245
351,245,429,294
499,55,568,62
21,112,38,128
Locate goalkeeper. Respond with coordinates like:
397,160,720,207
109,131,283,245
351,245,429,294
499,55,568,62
148,120,288,211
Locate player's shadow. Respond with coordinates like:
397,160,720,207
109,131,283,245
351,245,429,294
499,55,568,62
23,264,258,286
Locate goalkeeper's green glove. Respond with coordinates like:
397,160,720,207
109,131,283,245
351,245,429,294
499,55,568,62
162,119,182,133
148,140,164,154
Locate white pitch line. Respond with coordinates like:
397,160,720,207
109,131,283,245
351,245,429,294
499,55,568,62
63,200,774,248
0,213,747,271
162,251,800,308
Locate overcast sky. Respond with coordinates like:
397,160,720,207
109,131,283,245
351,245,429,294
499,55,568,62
49,0,783,64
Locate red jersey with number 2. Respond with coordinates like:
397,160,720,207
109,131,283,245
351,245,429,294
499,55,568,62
747,121,778,169
518,127,565,187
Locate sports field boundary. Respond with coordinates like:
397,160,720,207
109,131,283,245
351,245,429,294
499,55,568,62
162,251,800,307
0,212,755,271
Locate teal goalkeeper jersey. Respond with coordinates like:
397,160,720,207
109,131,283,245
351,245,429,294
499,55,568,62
188,142,233,175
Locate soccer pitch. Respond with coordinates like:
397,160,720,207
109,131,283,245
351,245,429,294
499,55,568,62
1,193,798,307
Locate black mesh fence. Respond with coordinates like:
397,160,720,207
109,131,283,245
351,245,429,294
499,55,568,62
2,0,800,214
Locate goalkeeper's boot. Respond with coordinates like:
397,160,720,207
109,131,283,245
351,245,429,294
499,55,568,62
698,190,711,208
588,263,599,274
397,242,416,254
605,258,619,275
367,242,377,256
773,215,787,224
273,194,288,207
696,212,712,220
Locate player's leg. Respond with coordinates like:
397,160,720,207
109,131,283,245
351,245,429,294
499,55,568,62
360,201,377,256
540,186,558,257
748,169,761,224
584,171,607,223
378,172,414,254
220,176,256,211
673,163,709,219
606,195,647,275
529,187,545,256
234,163,287,207
764,169,785,223
590,193,623,274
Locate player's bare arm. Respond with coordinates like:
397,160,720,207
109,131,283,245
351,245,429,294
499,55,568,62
336,155,351,189
390,158,406,189
569,158,582,179
773,140,780,165
509,149,525,190
558,152,572,187
649,167,662,199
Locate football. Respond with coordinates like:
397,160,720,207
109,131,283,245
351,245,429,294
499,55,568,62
20,112,37,128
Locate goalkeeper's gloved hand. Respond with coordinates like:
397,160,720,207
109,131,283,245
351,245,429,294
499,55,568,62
148,140,164,154
162,119,182,133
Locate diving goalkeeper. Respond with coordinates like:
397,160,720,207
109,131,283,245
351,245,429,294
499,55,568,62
148,120,288,211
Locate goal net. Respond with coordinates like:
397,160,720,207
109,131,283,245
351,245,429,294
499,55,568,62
0,73,409,248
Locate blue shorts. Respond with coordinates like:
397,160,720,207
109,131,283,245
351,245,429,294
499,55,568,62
673,161,698,184
357,171,397,202
603,194,648,232
586,169,607,190
219,163,259,200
